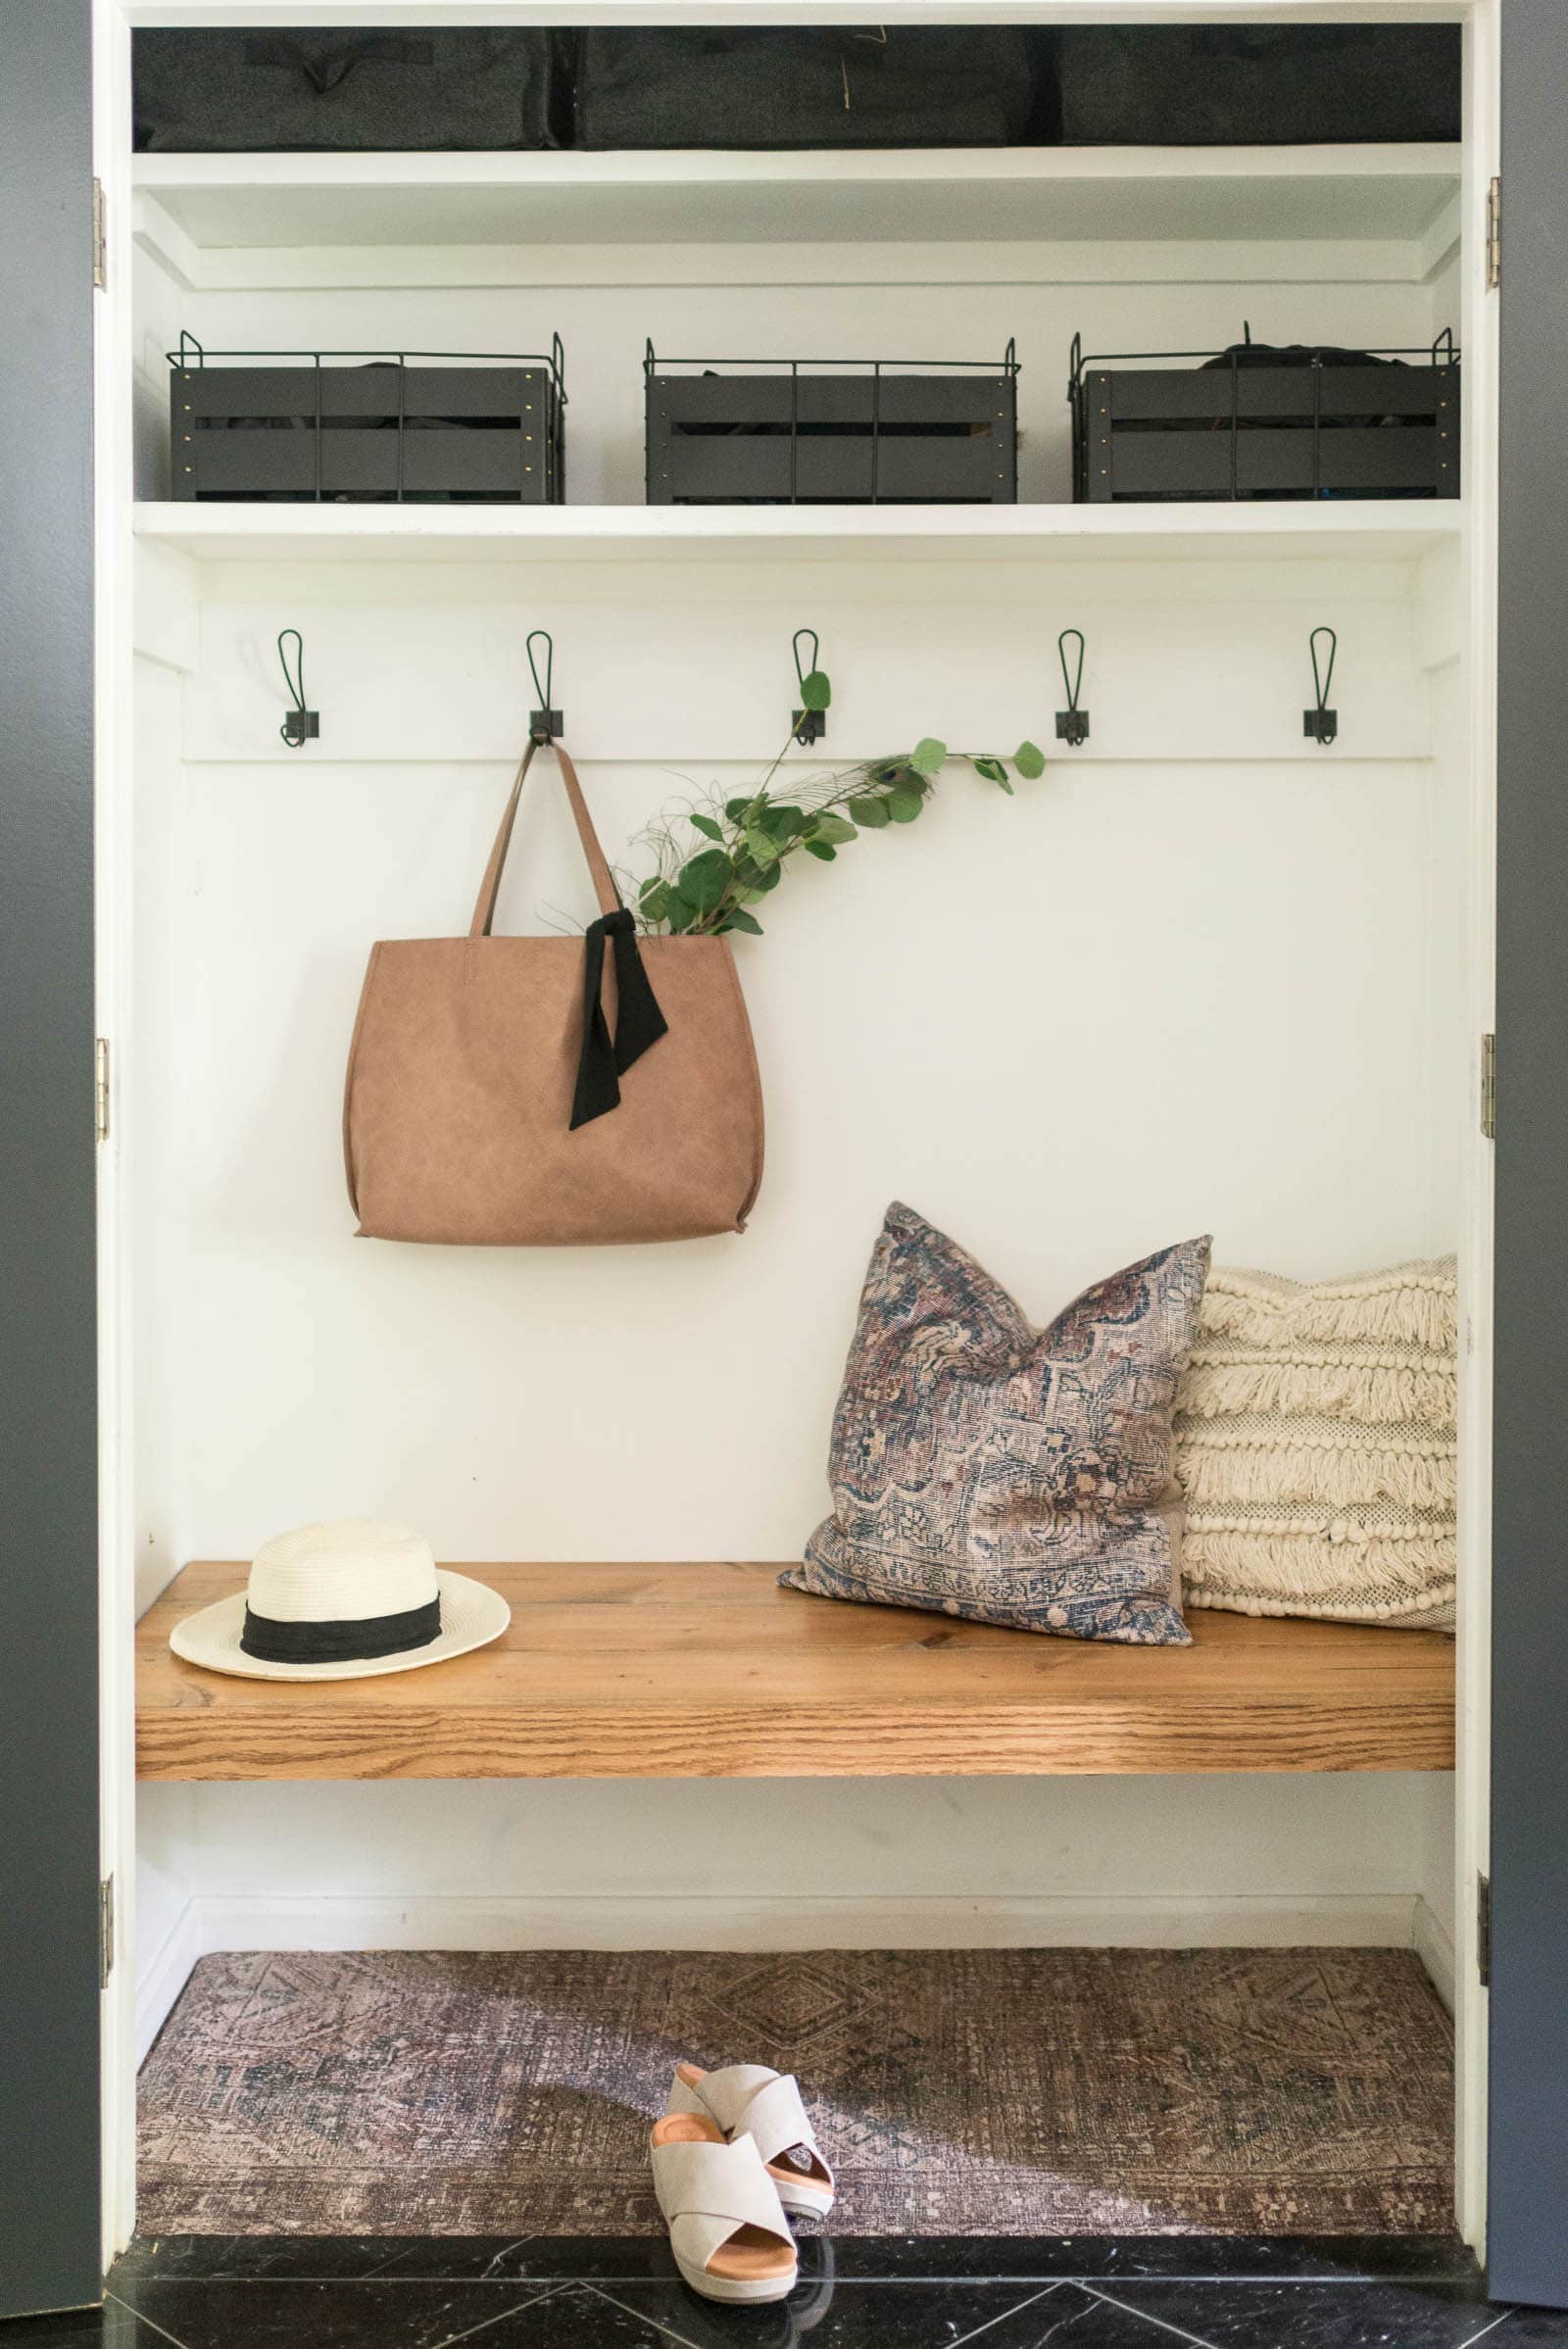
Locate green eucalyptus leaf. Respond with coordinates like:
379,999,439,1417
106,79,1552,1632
760,804,807,841
726,907,764,935
811,813,858,845
664,890,697,934
805,839,837,861
847,795,891,829
688,811,723,843
679,848,733,912
909,736,948,777
638,881,670,923
887,788,925,823
798,668,832,712
1014,739,1046,780
973,757,1009,785
743,826,781,870
724,796,752,822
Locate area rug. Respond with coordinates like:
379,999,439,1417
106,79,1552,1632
136,1947,1453,2236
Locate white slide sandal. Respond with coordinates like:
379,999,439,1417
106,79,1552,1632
667,2063,836,2222
650,2113,800,2306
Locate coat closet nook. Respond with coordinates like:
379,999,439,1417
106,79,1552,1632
95,0,1497,2272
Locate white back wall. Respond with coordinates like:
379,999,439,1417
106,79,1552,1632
140,560,1448,1562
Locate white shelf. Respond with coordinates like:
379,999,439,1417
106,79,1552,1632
132,501,1460,569
132,143,1461,254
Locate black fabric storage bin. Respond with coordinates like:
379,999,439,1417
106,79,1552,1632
575,27,1038,151
134,29,564,152
1055,25,1461,147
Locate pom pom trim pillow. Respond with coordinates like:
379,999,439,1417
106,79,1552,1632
1173,1256,1457,1631
782,1204,1211,1646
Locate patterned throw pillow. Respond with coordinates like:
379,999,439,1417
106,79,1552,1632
1174,1258,1457,1630
781,1204,1211,1646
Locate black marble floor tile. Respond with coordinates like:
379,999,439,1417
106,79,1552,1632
112,2238,531,2282
457,2287,714,2345
109,2235,1482,2287
0,2308,165,2348
821,2237,1481,2285
1077,2278,1510,2349
590,2277,1061,2349
961,2288,1206,2345
1486,2315,1568,2346
105,2277,560,2349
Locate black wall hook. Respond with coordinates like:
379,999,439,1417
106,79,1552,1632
526,629,563,743
1303,626,1338,746
276,628,318,748
792,627,830,744
1054,628,1089,746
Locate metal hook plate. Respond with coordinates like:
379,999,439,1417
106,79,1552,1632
1303,625,1338,746
276,627,318,749
792,625,828,745
526,627,562,743
1055,627,1089,746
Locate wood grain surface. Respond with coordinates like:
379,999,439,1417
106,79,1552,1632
136,1561,1456,1782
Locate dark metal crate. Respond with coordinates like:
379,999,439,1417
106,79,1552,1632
169,334,566,504
645,342,1018,505
1069,332,1460,504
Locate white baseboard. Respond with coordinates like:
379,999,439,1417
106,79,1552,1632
1414,1893,1457,2012
135,1896,202,2066
138,1889,1425,2052
195,1889,1426,1956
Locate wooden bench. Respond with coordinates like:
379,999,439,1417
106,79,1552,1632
135,1561,1456,1782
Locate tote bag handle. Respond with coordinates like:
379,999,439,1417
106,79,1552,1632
468,735,668,1129
469,735,621,938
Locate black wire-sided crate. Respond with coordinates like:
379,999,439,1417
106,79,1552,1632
645,343,1019,505
169,333,566,503
1068,331,1460,504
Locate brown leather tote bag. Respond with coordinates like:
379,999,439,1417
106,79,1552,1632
344,737,764,1245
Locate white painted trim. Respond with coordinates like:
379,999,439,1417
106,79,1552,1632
136,1901,202,2070
1414,1896,1457,2016
131,501,1463,570
94,0,142,2272
169,1888,1426,1961
1451,0,1500,2262
137,232,1434,295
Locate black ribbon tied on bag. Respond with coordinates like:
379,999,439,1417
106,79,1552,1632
240,1596,443,1666
570,908,669,1131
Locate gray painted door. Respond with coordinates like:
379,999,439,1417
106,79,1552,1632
1491,0,1568,2313
0,0,102,2321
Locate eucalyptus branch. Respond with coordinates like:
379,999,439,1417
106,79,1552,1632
624,668,1046,941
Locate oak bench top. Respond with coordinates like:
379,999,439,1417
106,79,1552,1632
135,1560,1456,1781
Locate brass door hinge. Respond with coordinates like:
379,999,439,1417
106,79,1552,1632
1487,176,1501,292
99,1875,116,1987
1481,1033,1495,1140
92,176,107,291
1477,1871,1492,1986
95,1037,111,1142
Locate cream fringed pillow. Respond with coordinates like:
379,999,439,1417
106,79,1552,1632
1173,1258,1457,1631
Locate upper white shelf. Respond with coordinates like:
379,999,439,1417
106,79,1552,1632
131,143,1461,253
132,502,1460,569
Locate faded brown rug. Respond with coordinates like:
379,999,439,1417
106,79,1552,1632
137,1948,1453,2237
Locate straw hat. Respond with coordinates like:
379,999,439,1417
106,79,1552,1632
169,1519,510,1682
